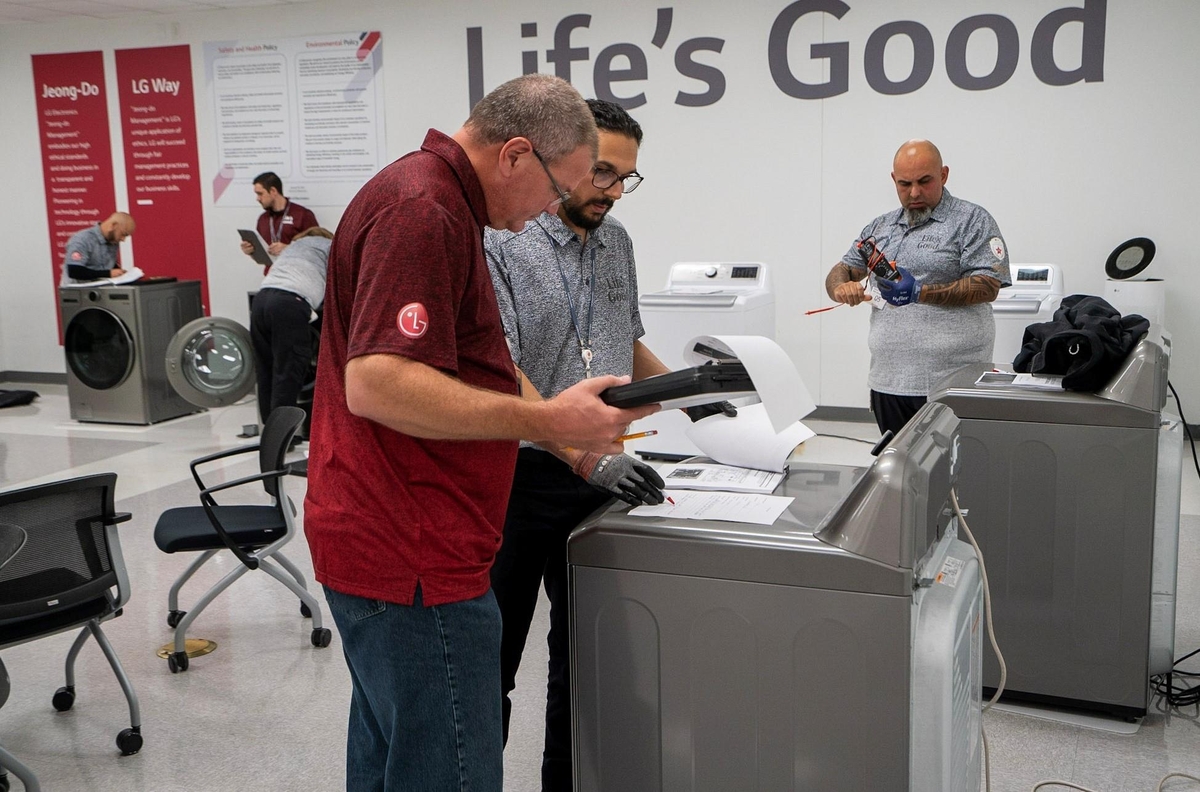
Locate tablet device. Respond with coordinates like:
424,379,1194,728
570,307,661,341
600,362,755,409
238,229,273,267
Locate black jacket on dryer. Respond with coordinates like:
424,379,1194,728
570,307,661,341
1012,294,1150,392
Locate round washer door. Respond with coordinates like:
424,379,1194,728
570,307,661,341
64,307,135,390
165,317,256,408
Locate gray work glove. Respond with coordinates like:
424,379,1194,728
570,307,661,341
577,453,666,507
685,400,739,422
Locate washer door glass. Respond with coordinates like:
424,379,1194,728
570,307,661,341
166,317,256,407
65,307,134,390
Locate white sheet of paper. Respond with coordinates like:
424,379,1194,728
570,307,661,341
660,461,784,494
630,490,795,525
684,335,815,432
685,402,815,472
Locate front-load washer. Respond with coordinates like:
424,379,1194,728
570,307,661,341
60,281,205,424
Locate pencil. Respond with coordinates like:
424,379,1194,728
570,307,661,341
616,430,658,442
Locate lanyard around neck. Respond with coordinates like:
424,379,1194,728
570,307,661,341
538,222,597,374
268,199,290,243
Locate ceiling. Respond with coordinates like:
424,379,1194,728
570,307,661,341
0,0,310,26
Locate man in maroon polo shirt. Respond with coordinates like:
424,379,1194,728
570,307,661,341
304,74,657,792
239,171,319,262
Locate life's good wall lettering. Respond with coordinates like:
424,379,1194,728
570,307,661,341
466,0,1107,108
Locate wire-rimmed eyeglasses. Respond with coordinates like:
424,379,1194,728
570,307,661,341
532,148,571,207
592,167,644,194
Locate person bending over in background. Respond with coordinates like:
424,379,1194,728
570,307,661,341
824,139,1011,436
250,226,332,425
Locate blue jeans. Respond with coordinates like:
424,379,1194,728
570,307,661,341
324,585,503,792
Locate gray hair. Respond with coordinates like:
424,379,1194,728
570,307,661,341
465,73,598,163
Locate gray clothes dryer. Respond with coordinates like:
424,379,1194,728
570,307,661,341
60,281,205,424
568,403,984,792
930,330,1182,718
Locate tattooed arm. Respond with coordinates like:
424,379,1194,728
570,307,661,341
825,261,870,305
919,274,1002,307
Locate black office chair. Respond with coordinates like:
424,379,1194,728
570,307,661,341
0,473,143,790
153,405,330,673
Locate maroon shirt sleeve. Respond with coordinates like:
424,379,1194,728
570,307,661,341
346,197,472,375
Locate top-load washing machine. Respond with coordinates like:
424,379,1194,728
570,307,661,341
630,262,774,459
60,281,205,424
991,264,1064,366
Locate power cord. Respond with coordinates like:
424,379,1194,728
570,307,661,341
1166,381,1199,483
1150,645,1200,708
949,489,1006,792
1030,777,1200,792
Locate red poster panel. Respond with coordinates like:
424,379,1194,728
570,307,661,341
31,51,117,293
115,44,209,310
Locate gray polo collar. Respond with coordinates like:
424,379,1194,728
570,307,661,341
533,210,612,250
893,188,955,230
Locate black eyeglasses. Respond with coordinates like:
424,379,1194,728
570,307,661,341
532,148,571,207
592,167,644,194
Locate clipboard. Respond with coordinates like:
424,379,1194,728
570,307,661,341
238,229,273,267
600,362,756,409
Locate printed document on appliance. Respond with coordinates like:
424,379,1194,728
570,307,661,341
630,490,794,525
660,460,784,494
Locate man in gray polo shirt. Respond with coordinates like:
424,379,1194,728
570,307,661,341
485,99,677,791
825,139,1011,436
60,212,135,285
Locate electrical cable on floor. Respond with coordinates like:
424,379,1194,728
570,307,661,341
950,488,1006,792
1156,773,1200,790
1156,381,1200,711
1030,783,1105,791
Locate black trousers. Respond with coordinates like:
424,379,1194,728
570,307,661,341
490,447,609,792
870,390,927,437
250,288,314,424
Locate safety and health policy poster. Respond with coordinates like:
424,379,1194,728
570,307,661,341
204,31,385,208
115,44,210,309
31,51,117,291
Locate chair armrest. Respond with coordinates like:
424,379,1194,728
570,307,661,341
189,443,260,490
198,467,289,571
109,512,132,525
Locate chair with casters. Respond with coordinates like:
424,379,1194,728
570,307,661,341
153,405,330,673
0,472,143,792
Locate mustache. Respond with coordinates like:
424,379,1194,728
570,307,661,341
590,197,614,210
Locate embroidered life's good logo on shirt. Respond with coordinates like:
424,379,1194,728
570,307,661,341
71,251,81,261
397,302,429,339
990,237,1006,259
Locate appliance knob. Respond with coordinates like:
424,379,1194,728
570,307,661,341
704,266,719,278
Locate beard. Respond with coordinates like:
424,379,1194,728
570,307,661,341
903,206,934,227
562,196,613,231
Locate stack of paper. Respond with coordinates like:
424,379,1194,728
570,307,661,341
660,460,783,494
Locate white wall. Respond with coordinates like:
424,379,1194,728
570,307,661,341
2,0,1198,419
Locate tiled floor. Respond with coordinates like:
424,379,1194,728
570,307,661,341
0,384,1198,791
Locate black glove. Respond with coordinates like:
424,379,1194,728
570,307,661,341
582,453,666,506
685,400,739,422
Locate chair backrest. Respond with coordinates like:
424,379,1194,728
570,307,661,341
259,406,305,500
0,473,121,629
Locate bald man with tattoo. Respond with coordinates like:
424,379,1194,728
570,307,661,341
826,139,1011,436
